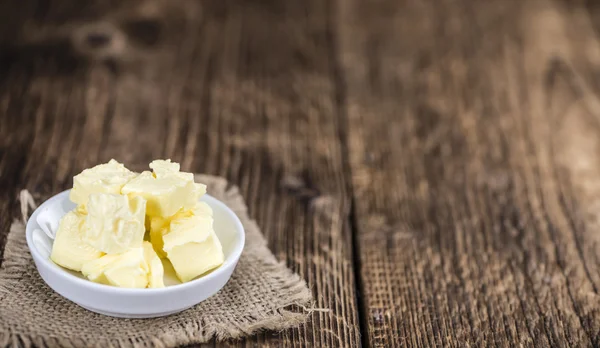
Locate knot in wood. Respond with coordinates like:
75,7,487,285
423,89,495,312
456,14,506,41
71,21,127,60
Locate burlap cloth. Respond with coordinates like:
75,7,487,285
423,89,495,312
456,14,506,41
0,175,315,347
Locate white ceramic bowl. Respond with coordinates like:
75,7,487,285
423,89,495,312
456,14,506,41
25,190,245,318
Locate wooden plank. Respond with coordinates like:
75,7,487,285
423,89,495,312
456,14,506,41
338,0,600,346
0,0,361,347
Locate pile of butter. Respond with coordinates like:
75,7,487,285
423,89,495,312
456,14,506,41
50,159,225,288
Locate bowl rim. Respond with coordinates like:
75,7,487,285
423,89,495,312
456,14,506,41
25,189,245,295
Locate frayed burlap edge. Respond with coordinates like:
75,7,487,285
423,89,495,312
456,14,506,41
0,175,318,348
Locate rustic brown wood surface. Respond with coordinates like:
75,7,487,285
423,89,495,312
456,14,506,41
2,0,600,347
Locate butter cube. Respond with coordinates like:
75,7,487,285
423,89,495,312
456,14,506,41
149,202,212,258
69,159,138,209
83,194,147,254
80,253,120,284
191,201,213,217
81,247,149,288
143,241,165,288
149,160,207,198
121,170,202,218
162,212,213,249
149,159,181,177
149,215,169,258
121,160,206,217
51,211,104,272
62,159,217,288
165,231,224,283
161,205,224,282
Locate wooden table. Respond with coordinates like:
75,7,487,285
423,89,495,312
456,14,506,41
2,0,600,346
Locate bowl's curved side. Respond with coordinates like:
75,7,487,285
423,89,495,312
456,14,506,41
30,247,239,317
24,189,245,318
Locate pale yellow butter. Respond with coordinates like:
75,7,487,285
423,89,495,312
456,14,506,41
80,253,120,284
51,211,104,272
80,242,165,288
69,159,138,209
160,204,224,282
149,159,181,177
149,202,212,258
149,160,207,197
143,241,165,288
165,231,224,283
121,170,202,218
81,247,149,288
191,201,213,217
162,212,213,249
59,159,220,288
123,160,206,217
149,215,169,258
83,193,147,254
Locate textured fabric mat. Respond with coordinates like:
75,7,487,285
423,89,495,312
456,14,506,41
0,174,314,347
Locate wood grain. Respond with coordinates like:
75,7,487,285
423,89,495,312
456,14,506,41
0,0,361,347
4,0,600,347
338,0,600,346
